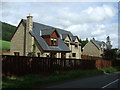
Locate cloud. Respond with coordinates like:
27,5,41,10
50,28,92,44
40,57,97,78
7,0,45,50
65,23,118,48
50,4,117,28
82,5,117,22
91,24,105,36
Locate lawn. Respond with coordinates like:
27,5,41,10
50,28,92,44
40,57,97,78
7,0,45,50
0,40,10,51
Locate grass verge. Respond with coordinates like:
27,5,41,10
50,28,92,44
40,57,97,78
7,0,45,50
2,66,120,88
100,66,120,73
2,69,103,88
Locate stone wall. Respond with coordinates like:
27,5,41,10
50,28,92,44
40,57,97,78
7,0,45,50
10,22,25,56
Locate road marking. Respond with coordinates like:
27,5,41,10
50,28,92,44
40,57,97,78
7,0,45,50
101,79,119,88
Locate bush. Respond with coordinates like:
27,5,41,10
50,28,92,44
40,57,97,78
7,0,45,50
100,66,120,73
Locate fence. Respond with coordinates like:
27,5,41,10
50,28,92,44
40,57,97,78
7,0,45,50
1,55,120,77
0,51,10,53
81,55,101,60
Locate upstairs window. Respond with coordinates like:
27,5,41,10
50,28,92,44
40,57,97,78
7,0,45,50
65,40,69,47
75,44,78,48
72,53,76,57
51,38,57,45
75,42,78,48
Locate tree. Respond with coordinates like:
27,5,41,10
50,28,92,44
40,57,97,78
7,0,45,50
102,49,117,60
116,49,120,60
1,21,16,41
81,38,88,51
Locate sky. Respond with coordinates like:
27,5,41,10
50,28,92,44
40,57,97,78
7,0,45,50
1,1,119,48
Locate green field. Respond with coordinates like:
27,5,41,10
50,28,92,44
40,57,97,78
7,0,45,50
0,40,10,51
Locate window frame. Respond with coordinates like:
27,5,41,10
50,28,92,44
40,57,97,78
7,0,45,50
37,52,40,57
72,53,76,57
14,52,20,56
51,38,57,45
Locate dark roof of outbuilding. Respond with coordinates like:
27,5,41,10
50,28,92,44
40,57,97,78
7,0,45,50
23,19,71,52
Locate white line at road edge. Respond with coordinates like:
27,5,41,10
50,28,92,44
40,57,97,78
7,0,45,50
101,79,119,88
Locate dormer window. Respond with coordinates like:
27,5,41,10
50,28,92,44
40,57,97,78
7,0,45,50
51,38,57,45
75,42,78,48
64,41,69,47
75,44,78,48
66,42,69,47
42,29,59,46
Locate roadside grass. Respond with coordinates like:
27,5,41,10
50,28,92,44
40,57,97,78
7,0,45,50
100,66,120,73
2,67,120,88
0,40,10,51
2,69,103,88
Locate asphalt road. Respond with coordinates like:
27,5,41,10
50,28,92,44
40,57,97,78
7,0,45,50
45,72,120,88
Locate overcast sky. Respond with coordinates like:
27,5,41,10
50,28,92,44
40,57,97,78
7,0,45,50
1,1,119,48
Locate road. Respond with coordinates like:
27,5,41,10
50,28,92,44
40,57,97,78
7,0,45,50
45,72,120,88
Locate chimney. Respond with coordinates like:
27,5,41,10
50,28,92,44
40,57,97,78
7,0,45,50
27,13,33,31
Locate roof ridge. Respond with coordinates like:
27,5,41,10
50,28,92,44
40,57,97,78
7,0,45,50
22,19,72,33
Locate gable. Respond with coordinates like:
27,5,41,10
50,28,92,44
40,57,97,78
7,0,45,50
74,37,79,43
64,35,71,41
83,41,99,50
82,41,101,56
50,30,60,38
10,19,25,41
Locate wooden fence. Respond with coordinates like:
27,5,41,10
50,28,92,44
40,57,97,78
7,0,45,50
81,55,101,60
1,55,120,77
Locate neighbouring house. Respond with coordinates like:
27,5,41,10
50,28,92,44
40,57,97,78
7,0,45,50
82,37,112,57
10,14,81,59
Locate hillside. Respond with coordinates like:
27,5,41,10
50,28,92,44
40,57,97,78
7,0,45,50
1,21,16,41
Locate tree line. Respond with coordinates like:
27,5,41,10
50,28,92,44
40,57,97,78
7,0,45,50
1,21,16,41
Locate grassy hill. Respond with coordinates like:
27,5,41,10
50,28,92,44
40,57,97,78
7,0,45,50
0,40,10,51
1,21,16,41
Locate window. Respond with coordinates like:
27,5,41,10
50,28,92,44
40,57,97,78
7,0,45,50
37,53,40,57
75,44,78,48
65,40,69,47
72,53,76,57
46,54,49,57
75,42,78,48
14,52,20,56
51,38,57,45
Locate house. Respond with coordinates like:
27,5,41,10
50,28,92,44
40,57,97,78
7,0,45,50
10,14,81,59
82,37,112,57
